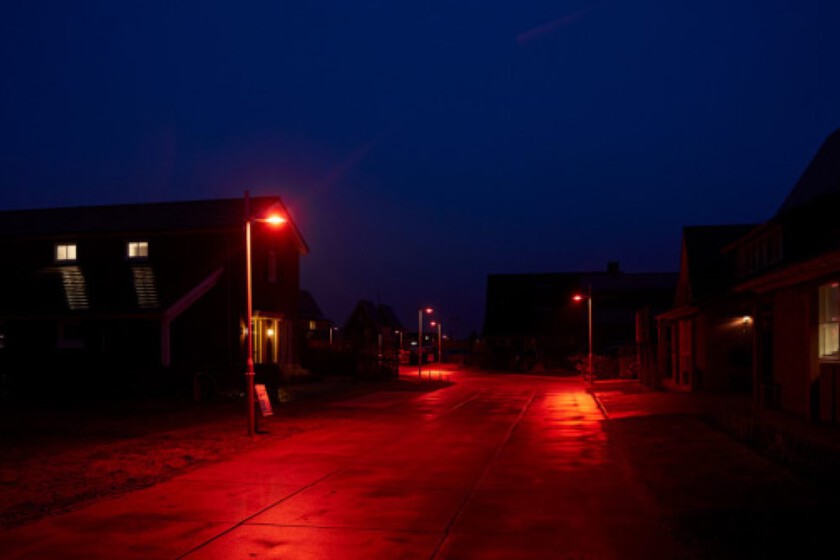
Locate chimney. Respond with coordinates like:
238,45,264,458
607,261,620,274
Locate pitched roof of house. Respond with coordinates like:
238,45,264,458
0,197,308,318
343,300,404,333
0,197,309,254
299,289,330,322
375,304,404,331
674,224,755,306
776,127,840,216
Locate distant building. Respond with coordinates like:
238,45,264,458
482,263,677,373
299,289,334,349
341,299,404,377
0,196,308,396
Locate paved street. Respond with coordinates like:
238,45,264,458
0,366,835,559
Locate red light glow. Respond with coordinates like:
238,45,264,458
265,215,286,226
572,294,584,302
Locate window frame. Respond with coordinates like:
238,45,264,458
127,241,149,260
55,243,77,262
819,282,840,361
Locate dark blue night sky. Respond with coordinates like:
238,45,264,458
2,1,839,336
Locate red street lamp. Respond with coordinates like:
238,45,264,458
418,307,433,377
245,191,287,437
572,289,593,382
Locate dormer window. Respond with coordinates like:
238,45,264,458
127,241,149,259
55,243,77,262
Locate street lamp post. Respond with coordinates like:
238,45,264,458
244,191,286,437
418,307,433,377
430,321,442,367
573,288,593,382
437,322,442,367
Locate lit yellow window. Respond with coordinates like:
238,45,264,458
128,241,149,259
819,282,840,360
56,244,77,262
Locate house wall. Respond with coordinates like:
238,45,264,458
693,315,708,389
0,220,302,393
704,312,753,393
772,287,813,418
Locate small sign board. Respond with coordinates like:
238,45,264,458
255,384,273,417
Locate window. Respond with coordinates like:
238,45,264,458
127,241,149,259
819,282,840,360
55,243,77,262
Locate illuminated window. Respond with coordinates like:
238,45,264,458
819,283,840,360
127,241,149,259
55,243,77,262
309,320,317,331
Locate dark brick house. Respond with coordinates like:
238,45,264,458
656,225,756,392
340,299,404,377
727,127,840,422
0,196,308,396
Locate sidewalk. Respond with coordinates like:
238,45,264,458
589,378,840,483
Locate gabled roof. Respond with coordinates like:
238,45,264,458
776,127,840,217
0,197,308,319
673,225,755,307
0,197,309,254
343,299,404,333
375,304,404,331
299,289,330,322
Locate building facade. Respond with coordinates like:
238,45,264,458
0,196,308,397
656,225,756,392
729,127,840,422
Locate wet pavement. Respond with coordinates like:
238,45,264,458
0,366,837,559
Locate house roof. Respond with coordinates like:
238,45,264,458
375,304,404,331
299,289,330,322
675,225,755,306
0,197,309,254
0,197,308,319
776,127,840,217
343,299,404,333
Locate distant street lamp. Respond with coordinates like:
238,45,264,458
430,320,442,370
572,288,593,382
245,191,286,437
418,307,433,377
